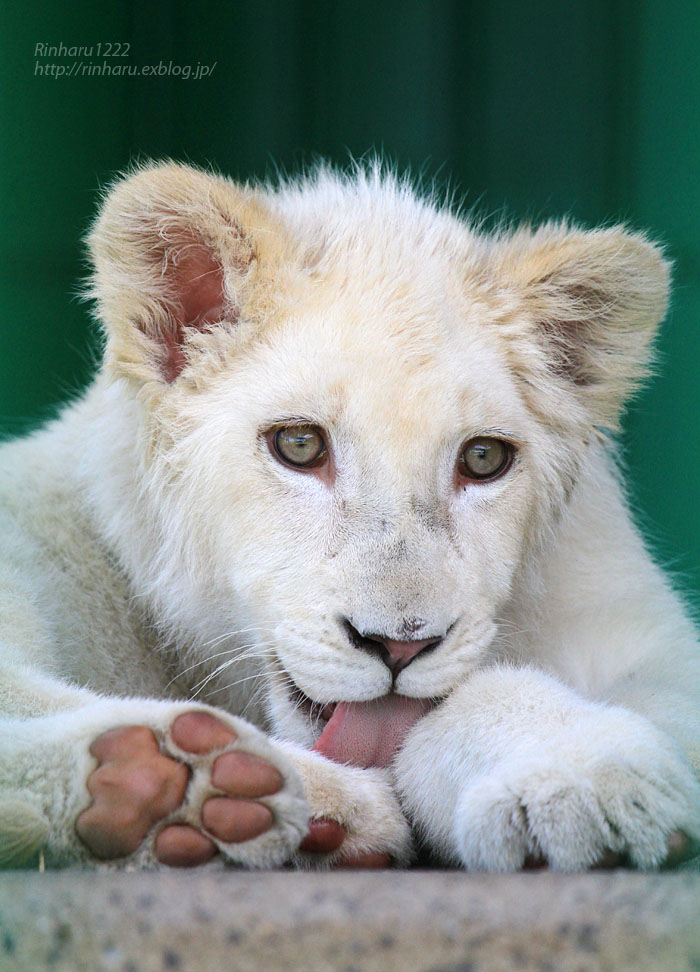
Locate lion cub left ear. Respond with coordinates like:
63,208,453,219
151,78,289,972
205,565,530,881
498,223,671,428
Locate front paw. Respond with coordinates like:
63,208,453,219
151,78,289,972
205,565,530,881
77,707,309,869
455,713,700,871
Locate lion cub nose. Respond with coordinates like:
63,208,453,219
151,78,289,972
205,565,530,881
344,621,442,676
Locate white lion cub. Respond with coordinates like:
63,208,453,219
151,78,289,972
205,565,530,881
1,162,699,872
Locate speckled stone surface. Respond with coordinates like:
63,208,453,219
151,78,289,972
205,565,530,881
0,870,698,971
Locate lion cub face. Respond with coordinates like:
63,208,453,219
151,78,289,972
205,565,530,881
89,162,668,749
212,281,538,724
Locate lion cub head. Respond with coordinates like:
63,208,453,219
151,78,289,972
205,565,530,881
87,162,669,763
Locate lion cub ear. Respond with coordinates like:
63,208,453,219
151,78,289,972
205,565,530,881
87,162,282,384
497,223,671,428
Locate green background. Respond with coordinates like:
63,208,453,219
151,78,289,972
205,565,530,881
1,0,698,593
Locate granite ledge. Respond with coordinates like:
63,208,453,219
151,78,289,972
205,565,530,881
0,869,698,971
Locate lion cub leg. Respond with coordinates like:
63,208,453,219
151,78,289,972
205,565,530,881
393,666,700,871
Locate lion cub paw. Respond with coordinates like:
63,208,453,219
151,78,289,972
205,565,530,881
77,710,309,868
453,722,700,872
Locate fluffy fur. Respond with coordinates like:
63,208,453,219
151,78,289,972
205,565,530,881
0,160,698,870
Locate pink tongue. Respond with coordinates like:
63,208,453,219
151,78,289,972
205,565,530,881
312,695,432,769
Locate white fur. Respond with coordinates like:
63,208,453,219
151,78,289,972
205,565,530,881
0,160,698,870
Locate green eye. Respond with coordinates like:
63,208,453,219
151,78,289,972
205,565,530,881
458,437,512,482
273,425,327,468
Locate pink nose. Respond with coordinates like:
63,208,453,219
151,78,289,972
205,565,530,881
350,627,443,675
380,638,439,667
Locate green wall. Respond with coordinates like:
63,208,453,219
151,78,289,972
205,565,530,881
1,0,698,590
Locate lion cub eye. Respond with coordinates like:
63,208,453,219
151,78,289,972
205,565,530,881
458,437,513,482
273,425,327,468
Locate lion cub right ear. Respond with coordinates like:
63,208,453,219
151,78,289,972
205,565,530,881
87,162,284,385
